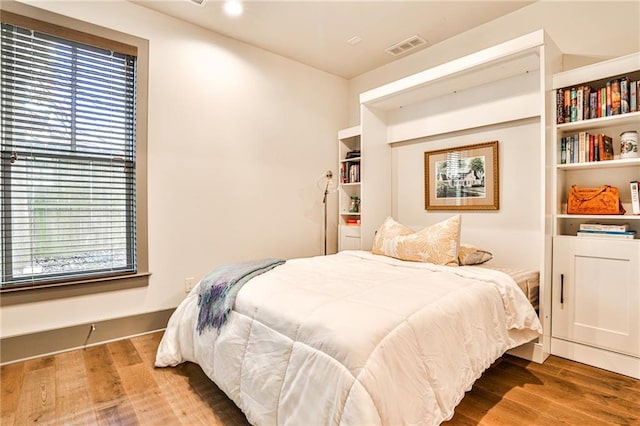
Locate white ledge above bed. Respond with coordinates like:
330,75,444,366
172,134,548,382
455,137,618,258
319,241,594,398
360,29,546,112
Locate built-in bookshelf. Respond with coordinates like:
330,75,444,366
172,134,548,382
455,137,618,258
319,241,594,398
337,126,361,251
552,52,640,238
551,52,640,379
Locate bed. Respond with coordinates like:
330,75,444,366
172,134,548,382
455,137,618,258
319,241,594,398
155,248,542,425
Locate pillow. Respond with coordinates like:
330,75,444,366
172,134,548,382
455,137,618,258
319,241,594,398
372,215,461,266
458,244,493,265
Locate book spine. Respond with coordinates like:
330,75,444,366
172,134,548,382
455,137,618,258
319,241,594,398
345,161,352,183
631,81,638,113
560,137,567,164
631,180,640,215
611,79,621,115
576,231,635,239
621,77,629,114
583,85,591,120
564,88,571,122
556,88,564,124
576,86,584,121
579,223,629,231
589,91,598,119
597,134,603,162
570,87,578,121
606,81,612,116
578,131,586,163
588,133,595,162
567,135,573,163
601,134,614,160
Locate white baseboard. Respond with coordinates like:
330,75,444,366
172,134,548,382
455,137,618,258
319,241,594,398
0,309,174,365
551,337,640,379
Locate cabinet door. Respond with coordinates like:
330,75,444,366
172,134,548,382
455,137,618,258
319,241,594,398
552,237,640,357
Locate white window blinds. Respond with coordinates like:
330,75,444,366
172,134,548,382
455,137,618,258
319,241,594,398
1,19,137,288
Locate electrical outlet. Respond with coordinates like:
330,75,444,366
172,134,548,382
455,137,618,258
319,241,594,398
184,277,196,293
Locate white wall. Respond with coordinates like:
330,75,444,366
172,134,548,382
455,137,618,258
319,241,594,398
348,1,640,126
0,0,348,337
391,118,542,268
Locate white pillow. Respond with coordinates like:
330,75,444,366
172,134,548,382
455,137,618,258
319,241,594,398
372,215,461,266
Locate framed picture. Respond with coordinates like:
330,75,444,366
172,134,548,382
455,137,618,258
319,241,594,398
424,141,499,210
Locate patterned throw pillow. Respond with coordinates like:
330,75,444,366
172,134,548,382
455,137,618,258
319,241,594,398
458,244,493,265
372,215,461,266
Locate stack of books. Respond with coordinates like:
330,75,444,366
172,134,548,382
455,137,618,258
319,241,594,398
577,223,636,239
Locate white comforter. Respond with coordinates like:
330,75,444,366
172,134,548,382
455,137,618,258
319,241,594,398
155,250,542,425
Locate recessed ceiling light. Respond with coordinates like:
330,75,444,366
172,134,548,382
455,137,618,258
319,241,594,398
224,0,244,17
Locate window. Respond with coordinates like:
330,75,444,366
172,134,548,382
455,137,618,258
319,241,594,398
1,11,148,290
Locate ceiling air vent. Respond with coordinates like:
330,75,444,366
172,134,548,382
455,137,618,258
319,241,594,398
385,35,427,56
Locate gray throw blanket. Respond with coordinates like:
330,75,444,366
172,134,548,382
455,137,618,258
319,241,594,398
196,258,285,334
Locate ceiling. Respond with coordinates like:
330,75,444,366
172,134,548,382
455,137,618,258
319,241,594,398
132,0,535,79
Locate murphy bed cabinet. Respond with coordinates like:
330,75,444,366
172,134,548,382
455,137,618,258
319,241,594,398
356,30,561,363
551,52,640,379
338,126,362,251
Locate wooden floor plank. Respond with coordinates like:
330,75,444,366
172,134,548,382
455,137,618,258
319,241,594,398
54,350,98,425
115,358,180,424
95,402,139,426
3,331,639,426
108,339,143,368
0,362,24,426
83,344,125,407
14,365,56,424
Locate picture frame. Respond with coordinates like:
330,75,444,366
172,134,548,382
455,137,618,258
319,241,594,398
424,141,499,210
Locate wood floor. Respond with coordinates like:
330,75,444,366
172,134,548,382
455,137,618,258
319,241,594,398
1,331,639,425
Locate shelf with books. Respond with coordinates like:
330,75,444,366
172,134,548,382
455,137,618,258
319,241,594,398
338,126,362,251
556,215,640,239
556,119,639,165
339,157,361,184
553,53,640,243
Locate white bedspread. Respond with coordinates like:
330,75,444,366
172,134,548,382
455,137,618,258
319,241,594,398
155,250,542,425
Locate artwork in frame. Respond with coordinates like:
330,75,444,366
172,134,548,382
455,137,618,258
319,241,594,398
424,141,499,210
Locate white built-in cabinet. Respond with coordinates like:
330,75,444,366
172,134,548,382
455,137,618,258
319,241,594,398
550,53,640,379
338,126,362,251
552,238,640,378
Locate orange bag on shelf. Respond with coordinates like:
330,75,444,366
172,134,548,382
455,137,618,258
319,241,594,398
567,185,626,215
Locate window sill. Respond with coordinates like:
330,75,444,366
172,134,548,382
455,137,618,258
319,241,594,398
0,272,151,306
